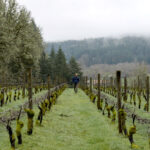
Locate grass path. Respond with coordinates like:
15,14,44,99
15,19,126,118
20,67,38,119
0,88,141,150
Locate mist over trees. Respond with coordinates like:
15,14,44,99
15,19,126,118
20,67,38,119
82,62,150,78
45,36,150,67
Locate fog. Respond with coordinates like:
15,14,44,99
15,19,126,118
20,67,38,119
17,0,150,41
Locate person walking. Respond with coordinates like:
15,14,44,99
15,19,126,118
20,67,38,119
72,73,80,93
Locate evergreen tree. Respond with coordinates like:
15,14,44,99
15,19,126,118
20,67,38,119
39,51,48,83
55,47,68,83
69,56,82,80
38,46,83,84
49,46,56,82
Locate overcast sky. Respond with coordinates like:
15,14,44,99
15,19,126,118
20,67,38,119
17,0,150,42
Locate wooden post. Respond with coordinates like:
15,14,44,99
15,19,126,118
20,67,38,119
48,75,50,99
110,77,113,88
146,76,149,112
124,76,127,101
27,68,32,109
138,76,140,91
2,71,5,87
104,77,106,92
86,76,88,89
23,72,26,98
90,77,92,92
110,77,113,94
84,76,86,88
97,74,101,109
2,71,5,105
116,70,122,133
114,78,116,89
137,76,140,94
102,79,104,90
93,78,95,88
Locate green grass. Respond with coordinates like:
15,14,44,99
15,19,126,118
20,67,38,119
1,88,148,150
0,90,47,115
95,90,150,149
101,91,150,120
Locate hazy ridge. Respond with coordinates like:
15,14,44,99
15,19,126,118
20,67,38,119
45,36,150,67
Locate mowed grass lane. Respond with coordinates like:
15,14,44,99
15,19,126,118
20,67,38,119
0,88,133,150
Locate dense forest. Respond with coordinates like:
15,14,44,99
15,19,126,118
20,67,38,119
46,36,150,66
0,0,43,81
39,47,82,83
0,0,81,83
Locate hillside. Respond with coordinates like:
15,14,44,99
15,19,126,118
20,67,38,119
45,36,150,66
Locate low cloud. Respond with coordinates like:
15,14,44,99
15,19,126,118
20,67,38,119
17,0,150,41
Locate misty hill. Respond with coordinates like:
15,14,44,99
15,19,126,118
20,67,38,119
45,36,150,66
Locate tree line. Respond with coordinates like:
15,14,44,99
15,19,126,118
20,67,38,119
39,46,82,84
45,36,150,66
0,0,43,82
0,0,82,84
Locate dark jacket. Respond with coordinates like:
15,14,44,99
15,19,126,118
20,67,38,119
72,76,80,84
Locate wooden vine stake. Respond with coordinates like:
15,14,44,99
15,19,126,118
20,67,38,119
84,76,86,88
110,77,113,94
86,76,88,89
124,76,127,102
137,76,140,91
97,73,101,109
48,74,50,99
104,77,106,92
93,78,95,88
110,77,112,87
116,70,122,133
2,71,5,87
146,76,149,112
28,68,32,109
22,72,26,98
90,77,92,93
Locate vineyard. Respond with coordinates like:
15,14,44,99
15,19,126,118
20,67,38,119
1,0,150,150
0,70,150,150
0,73,67,150
81,72,150,150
